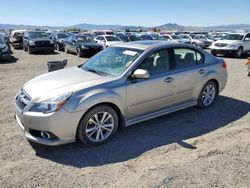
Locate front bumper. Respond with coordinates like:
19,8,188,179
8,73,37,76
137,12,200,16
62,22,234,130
14,102,85,146
29,45,54,52
210,48,237,55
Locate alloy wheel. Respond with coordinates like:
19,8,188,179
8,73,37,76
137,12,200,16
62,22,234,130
85,111,114,142
201,84,216,106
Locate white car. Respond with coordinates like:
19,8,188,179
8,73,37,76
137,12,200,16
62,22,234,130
162,34,189,43
9,29,26,49
210,32,250,58
94,35,122,48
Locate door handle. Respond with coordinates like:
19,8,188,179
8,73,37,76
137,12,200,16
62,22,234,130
199,69,205,74
164,77,174,83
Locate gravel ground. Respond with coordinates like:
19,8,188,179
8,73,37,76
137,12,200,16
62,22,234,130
0,47,249,188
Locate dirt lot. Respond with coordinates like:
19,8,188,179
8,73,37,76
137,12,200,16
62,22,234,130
0,47,249,188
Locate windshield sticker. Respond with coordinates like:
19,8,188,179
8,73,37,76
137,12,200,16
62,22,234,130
123,50,138,56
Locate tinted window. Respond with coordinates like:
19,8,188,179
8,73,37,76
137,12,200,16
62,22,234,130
221,34,244,40
138,50,170,76
174,48,204,69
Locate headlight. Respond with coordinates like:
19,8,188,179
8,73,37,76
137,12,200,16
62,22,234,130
29,92,72,113
29,41,35,46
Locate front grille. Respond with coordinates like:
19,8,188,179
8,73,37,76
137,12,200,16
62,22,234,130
15,90,31,110
215,43,227,47
35,41,50,47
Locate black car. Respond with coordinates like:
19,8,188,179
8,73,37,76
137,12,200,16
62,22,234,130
23,31,54,54
50,32,68,51
64,34,103,57
0,35,12,60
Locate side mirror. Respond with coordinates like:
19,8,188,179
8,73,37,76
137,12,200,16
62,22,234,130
72,40,76,45
132,69,149,79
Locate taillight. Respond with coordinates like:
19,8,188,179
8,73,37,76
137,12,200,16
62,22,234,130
222,61,227,69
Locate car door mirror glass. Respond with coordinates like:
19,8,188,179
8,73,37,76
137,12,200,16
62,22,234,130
132,69,149,79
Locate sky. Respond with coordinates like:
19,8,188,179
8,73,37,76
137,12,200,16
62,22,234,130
0,0,249,27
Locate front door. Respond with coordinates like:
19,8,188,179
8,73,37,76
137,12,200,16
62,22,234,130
126,49,176,120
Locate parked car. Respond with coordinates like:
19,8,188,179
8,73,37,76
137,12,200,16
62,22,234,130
210,32,250,58
179,34,210,48
50,32,68,51
93,30,115,37
14,41,227,146
9,30,26,49
23,31,54,54
115,32,129,42
127,35,142,42
94,35,122,48
139,34,154,40
0,35,12,60
163,34,189,43
64,34,103,57
140,34,166,41
178,34,192,44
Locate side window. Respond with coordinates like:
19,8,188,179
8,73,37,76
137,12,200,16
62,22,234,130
96,36,102,41
174,48,204,69
138,49,171,76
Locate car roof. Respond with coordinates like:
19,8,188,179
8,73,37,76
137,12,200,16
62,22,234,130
113,41,180,50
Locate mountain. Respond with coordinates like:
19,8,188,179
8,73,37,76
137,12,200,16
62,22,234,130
0,22,250,31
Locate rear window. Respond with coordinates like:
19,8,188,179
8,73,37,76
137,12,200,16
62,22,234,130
174,48,204,69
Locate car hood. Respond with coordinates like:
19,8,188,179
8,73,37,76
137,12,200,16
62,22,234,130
79,42,103,48
23,66,113,102
214,40,240,44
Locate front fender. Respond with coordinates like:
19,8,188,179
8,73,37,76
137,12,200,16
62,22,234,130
64,88,125,115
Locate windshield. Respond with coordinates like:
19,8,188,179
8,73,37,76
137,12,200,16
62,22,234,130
171,35,181,40
180,35,189,39
81,47,143,77
76,36,95,43
105,36,121,41
221,34,244,40
57,33,68,38
129,35,142,41
29,32,48,39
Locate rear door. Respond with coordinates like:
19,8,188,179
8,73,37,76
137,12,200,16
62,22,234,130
171,47,207,103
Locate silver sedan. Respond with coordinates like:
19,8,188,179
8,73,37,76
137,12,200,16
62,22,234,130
14,41,227,146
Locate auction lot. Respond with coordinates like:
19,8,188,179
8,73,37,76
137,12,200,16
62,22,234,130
0,48,249,187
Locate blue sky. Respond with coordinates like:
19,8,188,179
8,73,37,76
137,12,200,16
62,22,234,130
0,0,249,27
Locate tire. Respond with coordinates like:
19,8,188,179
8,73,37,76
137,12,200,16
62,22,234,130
77,48,83,57
56,43,60,51
77,105,119,146
65,45,69,53
234,47,243,58
28,46,33,54
198,81,218,108
23,45,27,51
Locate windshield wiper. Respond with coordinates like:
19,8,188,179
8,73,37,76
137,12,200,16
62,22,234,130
84,68,108,76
